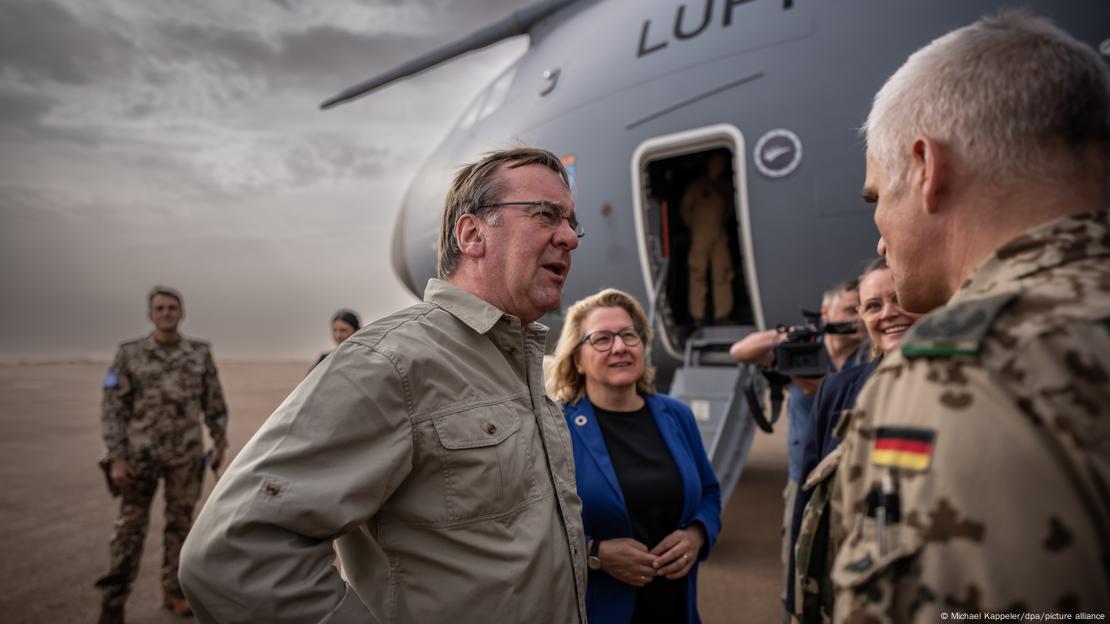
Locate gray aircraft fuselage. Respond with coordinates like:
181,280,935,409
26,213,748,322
335,0,1108,380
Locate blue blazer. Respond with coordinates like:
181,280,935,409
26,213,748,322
564,393,722,624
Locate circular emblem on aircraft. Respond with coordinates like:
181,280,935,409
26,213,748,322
753,129,803,179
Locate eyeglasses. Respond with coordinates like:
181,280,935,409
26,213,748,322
578,326,643,352
476,201,585,238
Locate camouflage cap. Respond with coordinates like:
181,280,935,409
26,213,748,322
148,285,184,310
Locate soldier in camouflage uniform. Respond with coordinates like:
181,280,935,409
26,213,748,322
829,12,1110,622
96,286,229,624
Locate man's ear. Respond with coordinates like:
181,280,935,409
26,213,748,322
455,213,486,259
912,137,948,215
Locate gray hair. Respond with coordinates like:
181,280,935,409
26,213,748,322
863,11,1110,195
822,279,859,309
436,147,570,278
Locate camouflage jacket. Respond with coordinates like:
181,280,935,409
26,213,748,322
829,210,1110,621
102,334,229,465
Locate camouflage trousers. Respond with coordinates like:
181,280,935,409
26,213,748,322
781,479,799,605
795,477,835,624
95,457,203,607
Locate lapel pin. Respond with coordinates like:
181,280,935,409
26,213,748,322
574,415,588,427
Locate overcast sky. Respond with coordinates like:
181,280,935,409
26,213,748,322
0,0,531,361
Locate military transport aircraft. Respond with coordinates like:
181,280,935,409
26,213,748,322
321,0,1109,502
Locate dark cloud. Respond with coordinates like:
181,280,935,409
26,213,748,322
0,0,136,85
0,0,529,359
123,101,156,120
0,89,54,131
284,135,389,186
277,26,438,83
0,185,64,228
0,88,107,146
420,0,533,16
153,0,530,96
0,0,530,94
150,22,444,98
350,0,410,6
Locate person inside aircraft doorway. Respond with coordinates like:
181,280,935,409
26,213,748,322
681,152,734,325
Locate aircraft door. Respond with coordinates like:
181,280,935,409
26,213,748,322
631,124,764,360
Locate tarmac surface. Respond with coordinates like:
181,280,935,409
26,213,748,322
0,361,789,623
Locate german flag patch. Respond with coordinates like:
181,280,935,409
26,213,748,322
871,427,935,472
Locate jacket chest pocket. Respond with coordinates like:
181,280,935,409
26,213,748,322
431,402,527,521
174,358,207,398
830,514,924,621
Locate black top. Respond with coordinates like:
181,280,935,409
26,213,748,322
595,403,689,624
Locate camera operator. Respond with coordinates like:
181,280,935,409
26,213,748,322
728,280,866,618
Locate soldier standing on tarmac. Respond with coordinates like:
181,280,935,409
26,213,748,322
96,285,229,624
830,12,1110,621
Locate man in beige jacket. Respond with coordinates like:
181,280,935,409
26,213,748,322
179,147,589,624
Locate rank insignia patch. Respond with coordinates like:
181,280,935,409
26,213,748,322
871,427,935,471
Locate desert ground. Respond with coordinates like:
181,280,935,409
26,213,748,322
0,361,789,623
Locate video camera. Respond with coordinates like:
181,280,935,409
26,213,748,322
771,310,860,378
742,310,860,433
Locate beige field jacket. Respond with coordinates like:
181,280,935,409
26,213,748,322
180,279,587,624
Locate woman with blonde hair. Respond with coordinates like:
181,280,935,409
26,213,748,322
551,288,720,624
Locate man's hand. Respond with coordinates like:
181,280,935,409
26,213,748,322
730,329,782,366
599,538,657,587
109,457,135,489
650,525,705,580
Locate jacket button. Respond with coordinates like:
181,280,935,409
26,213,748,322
486,423,497,435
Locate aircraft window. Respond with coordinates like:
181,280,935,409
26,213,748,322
478,67,517,122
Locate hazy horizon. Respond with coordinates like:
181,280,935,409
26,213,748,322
0,0,531,360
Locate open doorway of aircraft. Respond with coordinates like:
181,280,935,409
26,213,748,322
321,0,1110,503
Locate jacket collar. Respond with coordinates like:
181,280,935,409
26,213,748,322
566,393,676,507
566,398,624,504
423,278,548,336
952,209,1109,304
142,333,191,354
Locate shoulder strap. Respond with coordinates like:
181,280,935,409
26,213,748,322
901,292,1018,359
